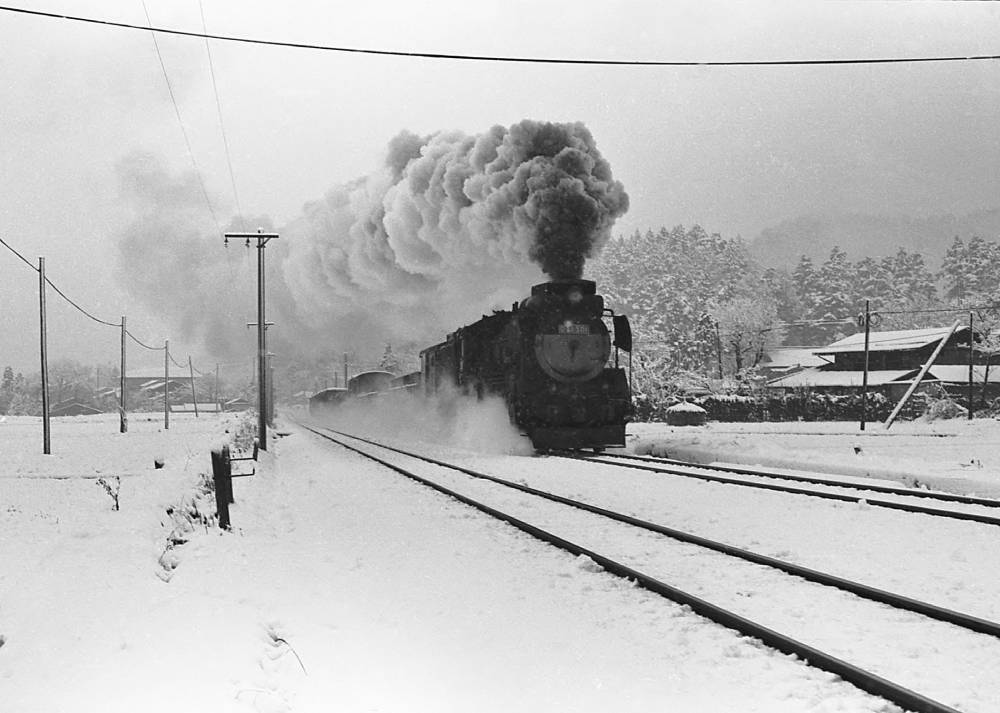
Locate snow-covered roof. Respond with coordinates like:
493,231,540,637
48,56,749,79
761,348,828,368
126,368,195,379
814,326,970,355
926,365,1000,385
766,368,916,388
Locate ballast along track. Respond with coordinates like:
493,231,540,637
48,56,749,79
558,451,1000,528
297,422,995,713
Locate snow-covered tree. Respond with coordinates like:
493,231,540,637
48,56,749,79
378,344,402,374
707,295,783,378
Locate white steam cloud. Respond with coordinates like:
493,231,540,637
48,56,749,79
115,119,628,364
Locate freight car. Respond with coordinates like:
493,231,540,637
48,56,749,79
308,386,348,416
420,278,632,450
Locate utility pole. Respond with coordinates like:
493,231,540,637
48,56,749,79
120,316,127,433
860,300,871,431
225,230,279,451
164,340,170,430
39,257,51,454
968,312,975,420
268,353,275,424
714,320,724,381
188,356,199,417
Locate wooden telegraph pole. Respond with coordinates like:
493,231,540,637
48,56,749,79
39,257,51,454
120,316,128,433
968,312,975,420
860,300,871,431
188,356,199,417
224,230,279,451
164,340,170,430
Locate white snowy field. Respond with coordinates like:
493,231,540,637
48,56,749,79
1,408,999,712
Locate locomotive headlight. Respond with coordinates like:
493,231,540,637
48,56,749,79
567,287,583,305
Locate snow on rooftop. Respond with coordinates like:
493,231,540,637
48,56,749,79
767,368,915,388
814,326,971,355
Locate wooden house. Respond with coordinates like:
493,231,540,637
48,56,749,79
766,325,999,402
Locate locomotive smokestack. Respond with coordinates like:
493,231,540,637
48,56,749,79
514,122,630,279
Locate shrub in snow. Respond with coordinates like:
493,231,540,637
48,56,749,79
924,398,967,421
95,476,121,511
232,412,258,453
665,401,707,426
690,390,894,423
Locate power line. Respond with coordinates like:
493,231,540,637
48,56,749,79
140,1,223,236
0,235,39,270
44,279,121,328
0,235,201,362
3,4,1000,67
198,0,245,231
126,330,165,351
1,235,119,327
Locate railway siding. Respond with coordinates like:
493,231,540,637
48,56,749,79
311,427,1000,713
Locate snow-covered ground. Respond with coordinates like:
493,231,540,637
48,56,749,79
2,409,999,712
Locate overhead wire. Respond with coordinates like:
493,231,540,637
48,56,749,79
0,236,39,270
198,0,256,325
198,0,244,231
126,330,165,351
0,235,216,375
2,4,999,66
140,0,223,237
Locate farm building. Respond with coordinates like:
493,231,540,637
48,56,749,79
50,397,102,417
766,325,1000,402
758,347,827,380
124,368,196,394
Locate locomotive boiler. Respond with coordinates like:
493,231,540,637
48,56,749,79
420,278,632,450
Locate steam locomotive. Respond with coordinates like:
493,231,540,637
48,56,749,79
420,278,633,450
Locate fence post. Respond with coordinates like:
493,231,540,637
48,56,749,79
225,444,235,505
211,445,231,530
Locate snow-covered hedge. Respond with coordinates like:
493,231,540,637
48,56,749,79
633,390,909,423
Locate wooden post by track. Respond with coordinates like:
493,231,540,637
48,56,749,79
211,445,232,530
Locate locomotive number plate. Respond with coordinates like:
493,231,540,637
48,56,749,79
559,324,590,335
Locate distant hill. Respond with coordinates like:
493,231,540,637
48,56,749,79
750,209,1000,271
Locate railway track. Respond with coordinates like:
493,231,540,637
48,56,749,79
558,450,1000,528
297,421,1000,713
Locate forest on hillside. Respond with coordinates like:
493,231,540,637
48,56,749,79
587,226,1000,406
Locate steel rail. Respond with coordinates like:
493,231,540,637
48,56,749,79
316,426,1000,640
559,452,1000,528
595,451,1000,508
302,424,961,713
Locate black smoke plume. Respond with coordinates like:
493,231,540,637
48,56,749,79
115,120,628,365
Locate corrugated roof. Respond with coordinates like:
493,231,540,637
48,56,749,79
761,347,828,368
814,326,970,355
927,365,1000,385
126,368,195,379
767,368,916,388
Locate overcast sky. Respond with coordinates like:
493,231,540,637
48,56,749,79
1,0,998,376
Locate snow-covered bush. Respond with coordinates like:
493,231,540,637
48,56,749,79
665,401,707,426
95,476,121,511
231,411,258,453
923,398,967,421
